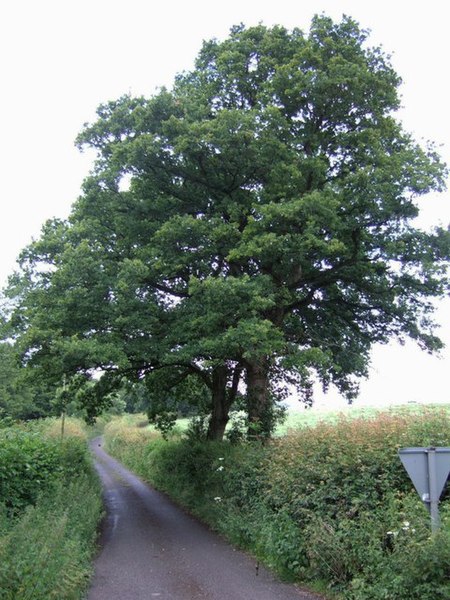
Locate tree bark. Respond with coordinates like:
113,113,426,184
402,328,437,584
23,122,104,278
206,363,243,441
245,358,271,439
207,366,230,441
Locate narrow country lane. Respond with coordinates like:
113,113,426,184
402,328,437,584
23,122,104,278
87,438,324,600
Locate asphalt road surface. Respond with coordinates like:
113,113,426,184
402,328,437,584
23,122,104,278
87,438,324,600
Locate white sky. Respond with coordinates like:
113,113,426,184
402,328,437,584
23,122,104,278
0,0,449,409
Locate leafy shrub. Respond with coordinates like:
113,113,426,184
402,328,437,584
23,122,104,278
185,415,210,442
344,501,450,599
0,429,64,514
0,425,94,515
0,420,102,599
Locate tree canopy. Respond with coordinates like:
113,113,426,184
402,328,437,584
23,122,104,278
2,15,449,438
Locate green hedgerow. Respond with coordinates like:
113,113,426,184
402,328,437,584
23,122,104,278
0,421,103,600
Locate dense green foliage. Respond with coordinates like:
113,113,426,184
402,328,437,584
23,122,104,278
105,408,450,599
2,15,449,438
0,342,54,420
0,428,84,515
0,421,102,599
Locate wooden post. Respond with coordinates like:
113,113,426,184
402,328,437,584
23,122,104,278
61,374,66,441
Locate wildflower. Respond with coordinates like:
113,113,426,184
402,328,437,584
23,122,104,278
216,465,224,472
218,457,224,461
214,496,222,502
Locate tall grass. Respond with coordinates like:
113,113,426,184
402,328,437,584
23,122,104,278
104,406,450,599
24,416,89,439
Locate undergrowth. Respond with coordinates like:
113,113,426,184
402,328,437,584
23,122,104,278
0,419,102,600
104,406,450,599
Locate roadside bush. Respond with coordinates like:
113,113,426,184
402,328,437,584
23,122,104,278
0,429,65,515
0,420,102,600
0,425,94,515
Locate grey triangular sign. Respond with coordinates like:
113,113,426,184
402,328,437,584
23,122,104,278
399,448,450,503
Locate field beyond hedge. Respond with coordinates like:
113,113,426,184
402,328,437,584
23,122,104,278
105,407,450,600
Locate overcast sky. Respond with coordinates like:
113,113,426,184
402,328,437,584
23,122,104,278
1,0,449,409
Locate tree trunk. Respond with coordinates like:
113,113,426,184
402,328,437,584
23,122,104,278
245,358,271,439
207,366,230,441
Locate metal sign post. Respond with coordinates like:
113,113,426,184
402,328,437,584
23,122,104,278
427,449,440,531
398,447,450,532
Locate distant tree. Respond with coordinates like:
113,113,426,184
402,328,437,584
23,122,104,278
0,342,53,420
114,382,149,414
2,16,449,438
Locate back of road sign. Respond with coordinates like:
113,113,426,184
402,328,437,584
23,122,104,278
398,447,450,502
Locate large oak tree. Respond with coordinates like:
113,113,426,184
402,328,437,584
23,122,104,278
3,16,449,438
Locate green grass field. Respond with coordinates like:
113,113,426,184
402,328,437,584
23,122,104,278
276,402,450,434
122,401,450,438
